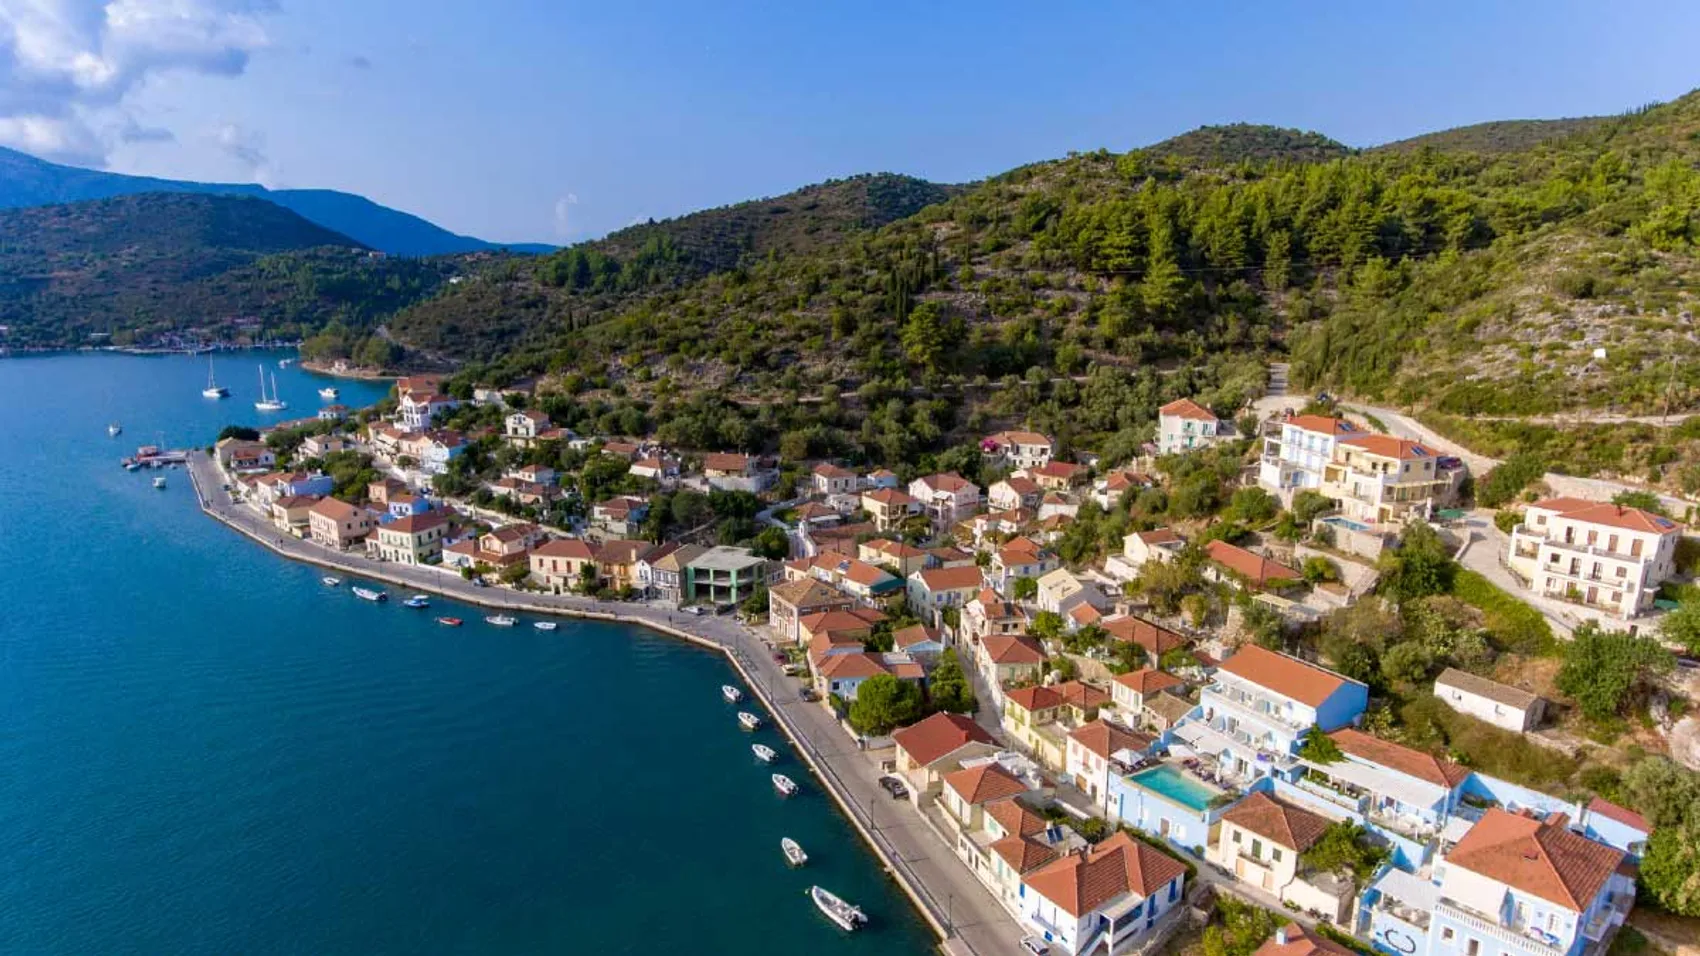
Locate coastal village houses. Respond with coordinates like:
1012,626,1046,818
529,538,597,592
1017,831,1189,956
981,430,1054,471
1183,645,1368,785
1157,398,1229,455
1258,415,1366,503
308,498,376,549
1506,496,1682,620
372,512,448,565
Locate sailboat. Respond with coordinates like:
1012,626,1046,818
202,357,229,398
254,367,287,411
318,386,340,400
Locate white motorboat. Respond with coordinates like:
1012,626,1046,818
772,773,798,797
254,366,287,411
738,711,761,731
403,595,430,609
152,475,167,489
108,423,122,437
202,357,228,398
782,837,808,867
485,614,517,627
721,685,743,704
322,576,342,587
534,621,559,631
278,358,295,368
352,587,387,602
752,744,777,763
809,886,865,931
318,387,339,400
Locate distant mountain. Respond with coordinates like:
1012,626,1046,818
1373,117,1612,154
1141,123,1353,166
0,193,458,348
0,146,551,257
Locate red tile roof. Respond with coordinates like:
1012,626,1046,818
1252,924,1357,956
984,797,1049,838
703,452,753,472
1338,434,1438,461
1446,809,1625,910
915,566,984,592
1113,668,1186,696
1219,645,1355,708
1586,797,1649,834
531,538,596,560
817,651,892,680
1327,729,1470,788
892,712,995,767
1159,398,1218,422
916,471,977,494
1204,539,1301,586
992,833,1060,874
1222,792,1332,851
1532,498,1683,534
1284,415,1362,437
1069,719,1154,760
982,634,1046,666
1021,832,1188,918
864,487,919,507
892,624,941,649
985,430,1052,447
1102,616,1186,656
942,762,1029,805
383,512,446,534
1137,528,1182,546
812,462,857,478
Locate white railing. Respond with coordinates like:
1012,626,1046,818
1437,900,1567,956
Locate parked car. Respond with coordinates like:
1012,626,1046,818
685,605,705,616
798,687,818,702
1020,936,1051,955
877,775,909,799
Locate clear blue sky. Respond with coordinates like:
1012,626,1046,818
11,0,1698,244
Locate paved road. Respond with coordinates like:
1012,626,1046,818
190,452,1026,956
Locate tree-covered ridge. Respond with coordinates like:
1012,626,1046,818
1372,117,1612,155
0,193,463,348
1140,123,1352,166
383,173,958,358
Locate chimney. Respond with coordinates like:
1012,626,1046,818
1276,927,1289,945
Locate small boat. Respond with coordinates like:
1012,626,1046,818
403,595,430,609
123,460,140,471
809,886,866,931
318,386,340,400
254,366,287,411
108,423,122,437
738,711,762,731
533,621,559,631
321,576,342,587
722,685,743,704
773,773,798,797
278,358,295,368
752,744,777,763
782,837,808,867
352,587,387,602
435,617,463,627
203,356,229,398
152,475,167,489
485,614,517,627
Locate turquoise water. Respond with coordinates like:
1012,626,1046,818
1322,515,1371,533
0,352,933,954
1128,765,1217,812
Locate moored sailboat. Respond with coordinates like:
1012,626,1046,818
202,357,228,398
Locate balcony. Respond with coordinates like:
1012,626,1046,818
1296,773,1370,814
1518,527,1644,564
1204,685,1309,733
1437,899,1568,956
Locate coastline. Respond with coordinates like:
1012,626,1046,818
298,360,401,381
184,452,978,955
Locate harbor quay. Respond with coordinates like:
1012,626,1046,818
186,451,1025,956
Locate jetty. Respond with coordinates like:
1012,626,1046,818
184,450,1011,956
122,445,192,469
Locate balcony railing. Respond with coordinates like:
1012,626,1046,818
1205,685,1309,732
1516,527,1646,564
1437,900,1568,956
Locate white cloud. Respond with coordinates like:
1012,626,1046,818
0,0,275,165
553,192,578,239
210,119,270,183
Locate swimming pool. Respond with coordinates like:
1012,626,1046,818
1322,515,1372,533
1129,765,1220,812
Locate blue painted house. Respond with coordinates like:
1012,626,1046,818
1180,645,1367,786
1107,760,1232,858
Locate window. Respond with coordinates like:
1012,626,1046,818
1251,838,1264,858
1272,849,1283,863
1441,928,1455,943
1232,830,1242,844
1466,939,1480,956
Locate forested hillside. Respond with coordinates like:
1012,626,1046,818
0,194,461,348
386,173,955,357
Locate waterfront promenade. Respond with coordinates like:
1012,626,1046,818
187,452,1026,956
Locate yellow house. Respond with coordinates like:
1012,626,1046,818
270,494,320,538
1212,791,1351,921
373,512,448,565
308,497,376,549
529,538,597,592
1001,681,1108,772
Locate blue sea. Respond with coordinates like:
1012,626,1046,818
0,352,934,955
